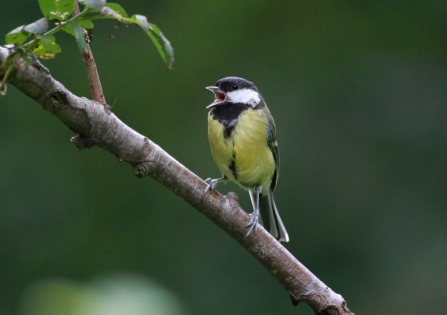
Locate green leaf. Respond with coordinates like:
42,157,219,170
24,17,49,35
103,3,128,17
147,23,174,69
33,35,61,59
131,15,175,69
6,25,26,35
69,21,87,53
79,0,106,10
5,28,30,46
132,14,150,31
5,18,48,45
62,20,94,36
78,20,94,29
38,0,74,21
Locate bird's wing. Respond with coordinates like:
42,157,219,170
266,111,280,193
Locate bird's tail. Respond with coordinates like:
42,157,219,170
249,190,289,242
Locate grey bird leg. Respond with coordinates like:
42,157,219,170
246,184,262,237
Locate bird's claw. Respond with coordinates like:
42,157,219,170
245,211,259,237
204,178,219,194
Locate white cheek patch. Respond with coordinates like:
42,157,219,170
226,88,260,106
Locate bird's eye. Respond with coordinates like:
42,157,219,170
231,84,239,91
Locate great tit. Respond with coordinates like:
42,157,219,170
204,77,289,242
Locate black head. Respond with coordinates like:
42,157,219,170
215,77,258,93
206,77,261,108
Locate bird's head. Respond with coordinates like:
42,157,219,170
206,77,261,109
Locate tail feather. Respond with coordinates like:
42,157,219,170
249,191,289,242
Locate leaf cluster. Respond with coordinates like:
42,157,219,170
0,0,174,95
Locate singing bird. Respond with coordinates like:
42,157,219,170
204,77,289,242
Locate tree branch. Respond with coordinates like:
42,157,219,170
0,46,354,315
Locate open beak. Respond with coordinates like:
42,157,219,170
206,86,226,108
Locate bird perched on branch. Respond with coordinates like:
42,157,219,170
204,76,289,242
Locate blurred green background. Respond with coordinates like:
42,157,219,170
1,1,447,314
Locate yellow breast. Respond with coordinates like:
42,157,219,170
208,108,275,190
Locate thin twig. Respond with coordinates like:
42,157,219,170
74,0,107,107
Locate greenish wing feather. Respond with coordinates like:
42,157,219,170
266,111,280,192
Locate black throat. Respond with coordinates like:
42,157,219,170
210,102,250,138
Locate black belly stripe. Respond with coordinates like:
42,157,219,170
229,159,237,179
223,125,235,138
229,151,237,179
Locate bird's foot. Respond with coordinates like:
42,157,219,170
245,210,259,237
204,178,220,194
